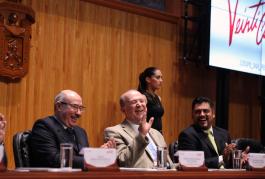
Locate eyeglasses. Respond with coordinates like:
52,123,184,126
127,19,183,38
60,102,86,112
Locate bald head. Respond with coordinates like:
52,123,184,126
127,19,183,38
54,89,83,127
120,90,146,108
55,90,81,105
119,89,147,124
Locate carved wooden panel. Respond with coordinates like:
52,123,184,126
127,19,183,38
0,1,35,79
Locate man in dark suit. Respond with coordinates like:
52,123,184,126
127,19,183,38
0,113,7,169
30,90,115,168
178,97,236,168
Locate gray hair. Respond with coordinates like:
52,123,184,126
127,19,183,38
54,91,67,104
54,89,82,113
119,94,127,108
119,89,146,108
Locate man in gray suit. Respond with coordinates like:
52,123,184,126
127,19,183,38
104,89,173,168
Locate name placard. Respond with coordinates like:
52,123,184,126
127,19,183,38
83,148,117,168
249,153,265,168
178,150,205,167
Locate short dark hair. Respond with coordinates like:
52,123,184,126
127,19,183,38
192,96,214,110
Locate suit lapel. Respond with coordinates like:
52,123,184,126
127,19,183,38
72,127,81,153
121,120,138,139
52,116,72,143
146,130,162,162
146,131,155,161
149,130,158,146
53,119,70,143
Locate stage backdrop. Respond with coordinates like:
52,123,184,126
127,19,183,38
0,0,261,168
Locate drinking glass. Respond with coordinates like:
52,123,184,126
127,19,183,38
60,143,73,169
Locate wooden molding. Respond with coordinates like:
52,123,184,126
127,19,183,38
81,0,179,24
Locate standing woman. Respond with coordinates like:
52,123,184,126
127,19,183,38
138,67,164,133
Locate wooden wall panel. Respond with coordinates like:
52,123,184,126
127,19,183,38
0,0,261,169
228,72,261,139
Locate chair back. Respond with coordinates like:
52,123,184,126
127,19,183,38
13,130,32,167
168,140,178,163
233,138,264,153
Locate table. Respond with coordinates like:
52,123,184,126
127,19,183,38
0,170,265,179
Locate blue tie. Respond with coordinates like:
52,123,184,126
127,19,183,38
147,135,157,161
